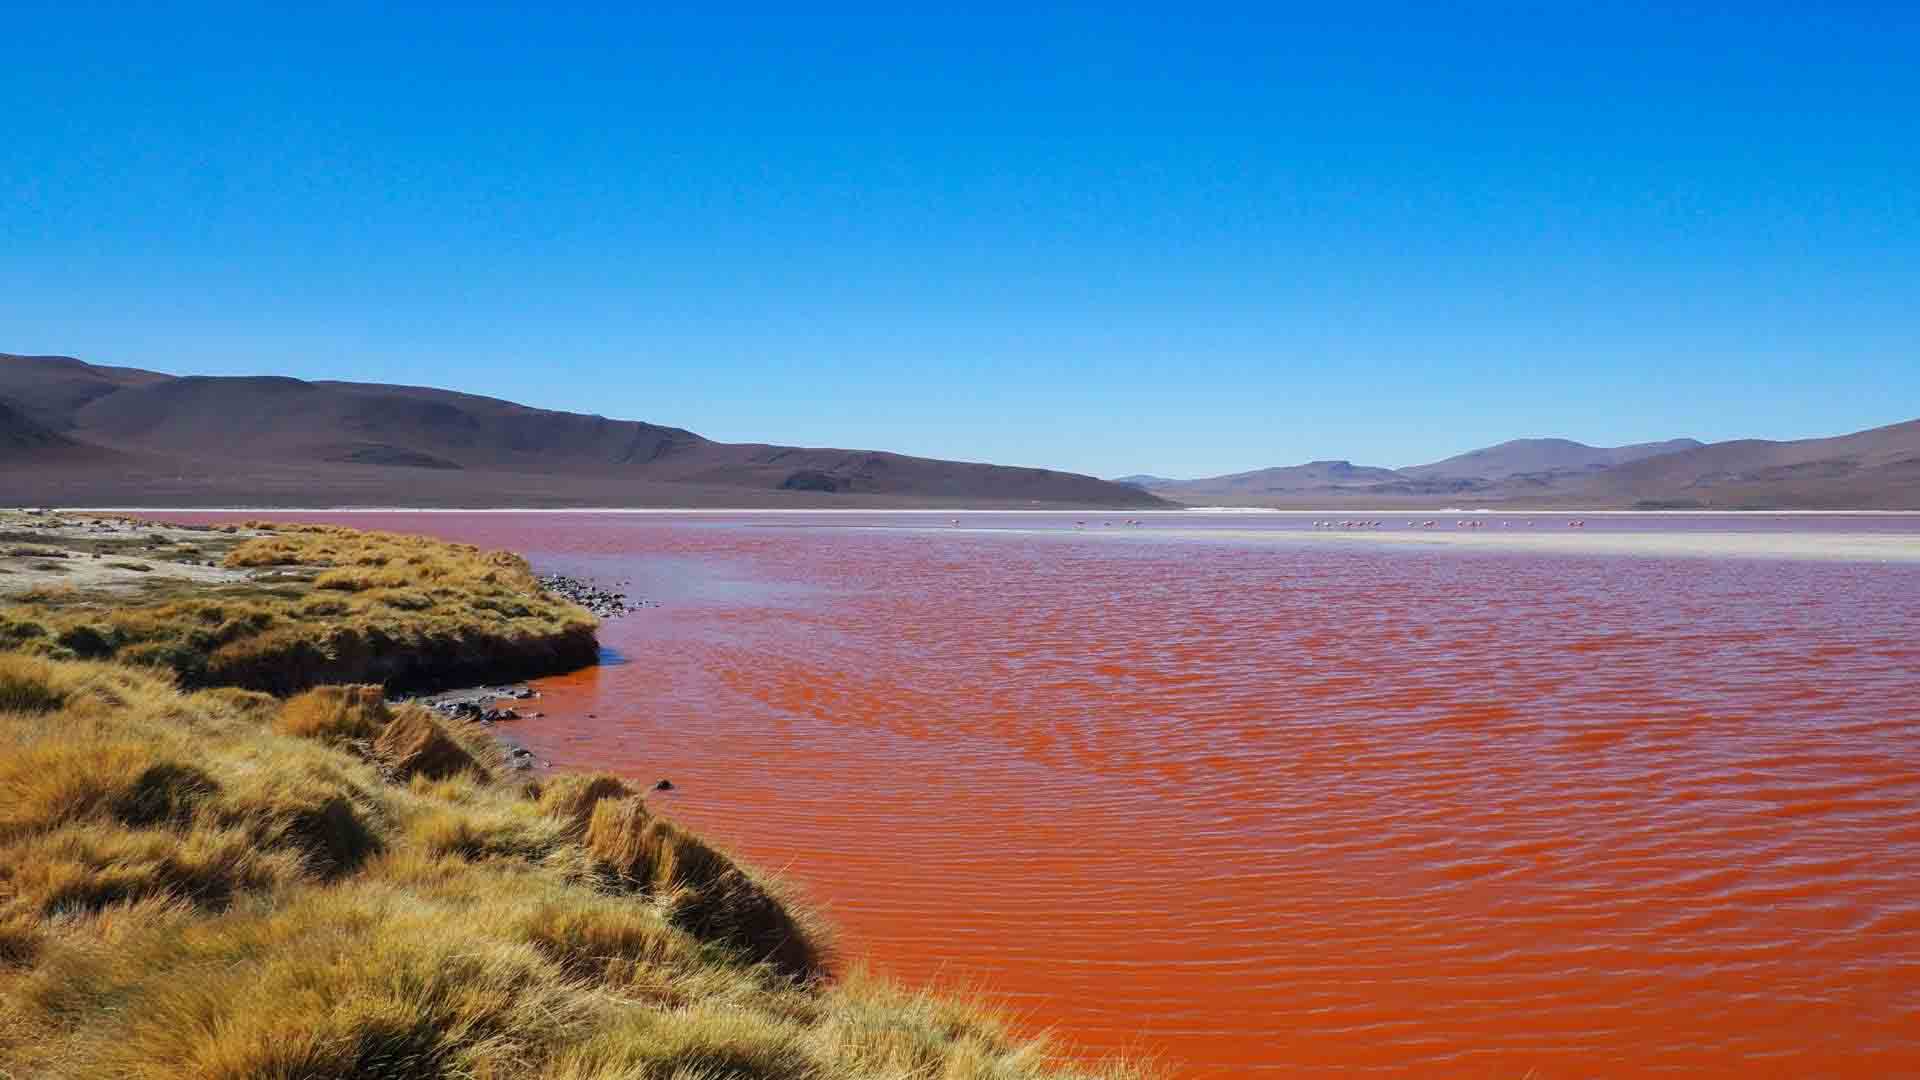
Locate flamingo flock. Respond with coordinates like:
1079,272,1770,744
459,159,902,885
974,517,1589,532
1304,517,1586,531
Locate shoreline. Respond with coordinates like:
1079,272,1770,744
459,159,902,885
50,505,1920,515
0,512,1146,1079
1045,526,1920,563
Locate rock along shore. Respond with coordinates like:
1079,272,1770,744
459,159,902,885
536,573,652,618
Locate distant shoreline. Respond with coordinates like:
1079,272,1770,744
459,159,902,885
59,505,1920,515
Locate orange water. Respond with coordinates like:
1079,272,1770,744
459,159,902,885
161,512,1920,1076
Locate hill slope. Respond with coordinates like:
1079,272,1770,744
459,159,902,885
0,353,1164,508
1132,460,1407,497
0,396,122,462
1572,419,1920,509
1401,437,1705,481
1120,424,1920,509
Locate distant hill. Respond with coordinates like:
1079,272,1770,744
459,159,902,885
1401,437,1705,482
1574,419,1920,509
1135,460,1407,497
1120,425,1920,509
0,353,1165,509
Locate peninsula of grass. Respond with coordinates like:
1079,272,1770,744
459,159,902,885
0,519,598,693
0,516,1147,1080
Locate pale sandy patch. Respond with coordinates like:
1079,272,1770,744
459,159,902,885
1165,527,1920,563
0,511,260,595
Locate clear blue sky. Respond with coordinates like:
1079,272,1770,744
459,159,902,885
4,4,1915,478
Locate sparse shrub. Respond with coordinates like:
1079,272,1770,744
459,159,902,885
55,624,115,660
0,618,47,643
114,640,201,675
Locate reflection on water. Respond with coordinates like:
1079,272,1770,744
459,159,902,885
159,511,1920,1078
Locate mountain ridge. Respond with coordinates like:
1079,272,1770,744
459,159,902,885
1400,437,1707,481
0,353,1165,509
1122,426,1920,509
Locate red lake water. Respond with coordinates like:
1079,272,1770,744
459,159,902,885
157,511,1920,1077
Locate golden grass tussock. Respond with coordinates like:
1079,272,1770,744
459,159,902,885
537,771,639,833
276,682,391,741
375,705,485,782
585,797,826,980
0,517,1147,1080
584,793,657,881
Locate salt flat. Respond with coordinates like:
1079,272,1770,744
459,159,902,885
1166,526,1920,562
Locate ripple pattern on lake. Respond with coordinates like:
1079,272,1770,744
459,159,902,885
162,512,1920,1077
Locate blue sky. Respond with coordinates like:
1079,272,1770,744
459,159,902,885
4,4,1916,478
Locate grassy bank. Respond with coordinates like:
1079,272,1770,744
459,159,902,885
0,518,1147,1079
1,519,598,693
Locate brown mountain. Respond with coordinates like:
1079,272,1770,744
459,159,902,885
1120,423,1920,509
1127,460,1408,497
0,353,1165,509
1570,419,1920,509
1401,437,1705,482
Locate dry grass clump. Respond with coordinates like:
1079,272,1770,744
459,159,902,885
3,520,598,694
375,705,485,781
537,772,638,833
276,683,391,741
585,797,821,980
0,651,81,713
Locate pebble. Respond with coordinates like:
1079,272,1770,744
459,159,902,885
537,573,650,618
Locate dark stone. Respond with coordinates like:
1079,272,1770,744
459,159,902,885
652,778,674,791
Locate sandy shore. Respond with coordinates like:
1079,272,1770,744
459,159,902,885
1146,527,1920,563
